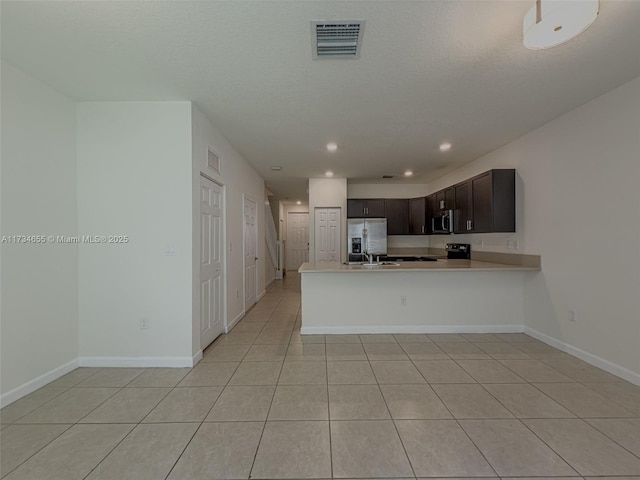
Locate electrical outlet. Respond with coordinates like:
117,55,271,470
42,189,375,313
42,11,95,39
506,240,512,250
400,295,407,307
568,310,576,322
514,240,520,250
140,317,150,329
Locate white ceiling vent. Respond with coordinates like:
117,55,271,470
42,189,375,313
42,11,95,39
311,21,365,59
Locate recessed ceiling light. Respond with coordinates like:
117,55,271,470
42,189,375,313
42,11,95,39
326,143,337,152
296,200,302,205
325,171,334,177
404,170,413,177
271,166,282,171
439,143,452,152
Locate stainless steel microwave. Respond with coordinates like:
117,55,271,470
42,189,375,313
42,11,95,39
432,210,453,234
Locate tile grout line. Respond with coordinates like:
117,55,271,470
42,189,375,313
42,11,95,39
582,418,640,462
246,294,287,479
427,381,501,478
10,369,147,477
3,367,106,426
370,354,418,479
324,322,334,480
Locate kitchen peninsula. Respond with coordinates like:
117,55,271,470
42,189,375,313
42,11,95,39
299,257,540,335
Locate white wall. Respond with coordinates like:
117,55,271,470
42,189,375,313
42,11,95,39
427,76,640,379
308,178,347,263
1,62,79,403
77,102,194,365
191,106,266,345
347,183,428,199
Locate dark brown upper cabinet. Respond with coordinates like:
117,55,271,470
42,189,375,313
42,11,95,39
435,187,455,211
453,169,515,233
453,181,472,234
409,197,426,235
347,198,386,218
385,199,410,235
425,194,437,234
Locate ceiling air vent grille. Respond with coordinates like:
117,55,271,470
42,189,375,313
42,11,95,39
311,21,365,59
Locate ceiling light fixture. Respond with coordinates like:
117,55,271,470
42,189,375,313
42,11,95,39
296,200,302,205
326,143,338,152
325,171,334,177
439,142,452,152
523,0,599,50
404,170,413,177
271,166,282,171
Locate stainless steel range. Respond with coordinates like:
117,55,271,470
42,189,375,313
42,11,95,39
445,243,471,259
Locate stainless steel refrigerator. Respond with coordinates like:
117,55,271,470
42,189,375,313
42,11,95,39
347,218,387,262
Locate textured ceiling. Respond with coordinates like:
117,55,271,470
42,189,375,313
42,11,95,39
2,1,640,201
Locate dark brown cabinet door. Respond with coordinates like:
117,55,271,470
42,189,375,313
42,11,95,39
347,199,386,218
385,199,410,235
409,197,426,234
425,194,437,234
435,190,446,211
365,199,386,217
454,181,472,233
435,188,454,210
347,199,365,218
457,169,515,233
471,173,492,233
487,169,515,232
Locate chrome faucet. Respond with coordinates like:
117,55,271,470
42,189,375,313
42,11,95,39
361,228,376,265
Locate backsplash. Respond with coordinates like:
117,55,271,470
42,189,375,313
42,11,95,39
387,235,429,249
427,232,525,254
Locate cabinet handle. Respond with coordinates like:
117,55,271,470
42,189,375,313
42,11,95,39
421,225,425,234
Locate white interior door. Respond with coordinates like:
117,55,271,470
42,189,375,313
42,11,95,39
315,208,341,263
244,196,257,309
286,212,309,270
200,176,224,349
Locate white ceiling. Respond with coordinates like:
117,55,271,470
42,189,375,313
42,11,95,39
2,1,639,201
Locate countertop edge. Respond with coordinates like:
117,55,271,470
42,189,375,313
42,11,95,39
298,259,541,273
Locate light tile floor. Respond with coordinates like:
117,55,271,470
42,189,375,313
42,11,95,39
1,272,640,479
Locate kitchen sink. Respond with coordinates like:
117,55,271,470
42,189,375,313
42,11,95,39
360,262,400,267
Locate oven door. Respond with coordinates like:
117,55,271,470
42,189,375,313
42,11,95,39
431,210,453,234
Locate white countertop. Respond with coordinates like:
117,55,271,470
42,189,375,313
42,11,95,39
299,259,540,273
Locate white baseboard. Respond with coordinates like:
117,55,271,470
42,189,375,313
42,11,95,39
192,350,203,367
225,310,245,333
301,325,524,335
265,277,275,289
0,358,78,408
78,356,194,368
524,327,640,386
257,289,267,301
